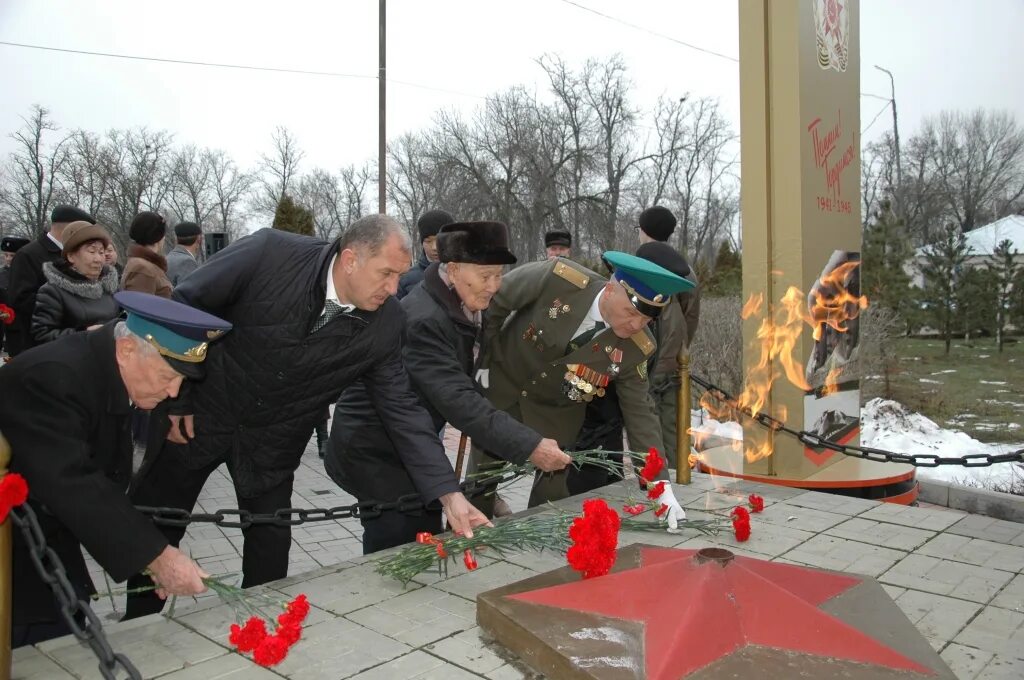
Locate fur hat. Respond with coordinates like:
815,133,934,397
416,209,455,243
50,205,95,225
544,230,571,248
129,211,167,246
638,206,677,241
437,221,517,266
1,236,30,253
62,221,112,258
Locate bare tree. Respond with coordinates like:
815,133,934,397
255,126,305,215
166,144,217,227
207,149,252,240
57,129,113,221
926,109,1024,232
0,105,69,237
104,128,174,246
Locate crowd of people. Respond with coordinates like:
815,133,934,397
0,202,700,646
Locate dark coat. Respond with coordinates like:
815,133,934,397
396,252,430,299
5,232,62,356
0,322,169,624
32,261,120,344
327,264,541,502
167,228,459,501
0,264,9,352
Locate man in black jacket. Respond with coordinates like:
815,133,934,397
396,209,453,299
6,205,95,357
1,235,30,354
126,214,490,618
0,292,231,645
327,221,571,553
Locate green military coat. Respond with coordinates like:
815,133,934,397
479,257,664,464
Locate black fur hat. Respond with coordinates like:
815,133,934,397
635,241,691,278
638,205,677,241
544,230,571,248
417,209,455,242
437,221,517,265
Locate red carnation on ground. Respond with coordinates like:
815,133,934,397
253,634,291,667
228,617,268,653
748,494,765,513
622,503,645,516
638,448,665,484
646,480,666,501
567,498,621,579
731,506,752,542
0,473,29,523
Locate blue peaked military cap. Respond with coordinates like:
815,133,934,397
603,250,696,318
114,291,232,378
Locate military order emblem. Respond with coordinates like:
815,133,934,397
814,0,849,72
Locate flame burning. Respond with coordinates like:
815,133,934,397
699,261,868,463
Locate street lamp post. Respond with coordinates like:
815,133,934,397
874,65,902,192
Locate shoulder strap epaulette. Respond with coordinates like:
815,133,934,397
630,330,656,356
552,261,589,289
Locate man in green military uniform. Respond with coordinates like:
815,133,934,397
472,251,695,526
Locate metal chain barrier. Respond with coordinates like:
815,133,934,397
136,470,520,529
689,373,1024,468
9,504,140,680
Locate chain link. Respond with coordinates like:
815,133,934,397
135,470,517,529
10,504,141,680
689,373,1024,468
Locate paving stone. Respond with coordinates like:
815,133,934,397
155,652,282,679
423,627,511,676
954,606,1024,659
894,589,984,650
783,490,880,516
276,561,416,615
976,654,1024,679
916,533,1024,573
426,561,536,600
780,533,906,577
751,501,850,533
38,617,225,680
941,642,993,680
883,554,1015,603
826,517,937,551
991,573,1024,612
350,650,483,679
10,646,78,679
267,616,412,679
947,514,1024,547
859,503,967,531
483,664,533,680
346,587,477,647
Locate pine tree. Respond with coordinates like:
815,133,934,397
989,239,1021,352
956,266,997,342
861,201,913,317
272,193,314,236
703,240,742,296
918,223,973,355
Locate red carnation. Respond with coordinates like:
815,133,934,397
731,506,752,542
252,634,291,667
566,499,621,579
748,494,765,513
228,616,268,653
731,506,750,523
0,304,15,325
286,594,310,621
0,473,29,523
638,448,665,484
463,549,478,571
275,622,302,646
654,503,669,518
646,480,666,501
622,503,645,516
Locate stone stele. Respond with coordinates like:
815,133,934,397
477,544,956,680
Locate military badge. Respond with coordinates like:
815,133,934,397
548,298,571,320
637,361,648,381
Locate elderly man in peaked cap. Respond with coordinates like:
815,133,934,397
0,291,231,646
469,249,695,524
6,205,95,357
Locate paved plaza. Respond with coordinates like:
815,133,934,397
11,428,1024,679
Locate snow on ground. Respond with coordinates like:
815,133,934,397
690,399,1023,492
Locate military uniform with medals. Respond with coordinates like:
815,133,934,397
472,253,694,510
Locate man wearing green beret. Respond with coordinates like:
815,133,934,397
471,251,695,525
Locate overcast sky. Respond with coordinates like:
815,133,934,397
1,0,1022,174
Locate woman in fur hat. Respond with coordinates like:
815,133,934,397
32,221,120,344
122,211,172,298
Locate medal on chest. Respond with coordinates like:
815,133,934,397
562,363,610,402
